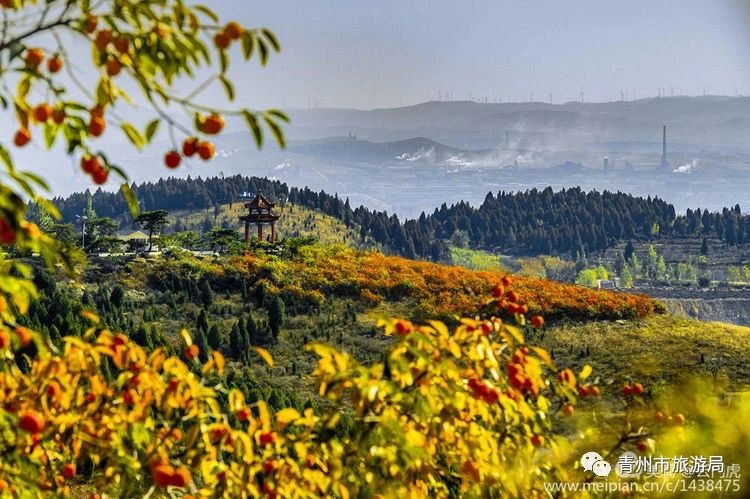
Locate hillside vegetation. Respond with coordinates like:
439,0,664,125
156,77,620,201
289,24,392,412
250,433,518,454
143,243,662,321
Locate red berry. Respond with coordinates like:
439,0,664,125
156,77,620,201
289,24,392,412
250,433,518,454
530,315,544,328
14,128,31,147
164,150,181,169
182,137,198,156
0,219,15,245
19,410,45,434
92,166,108,185
62,463,76,479
259,431,274,446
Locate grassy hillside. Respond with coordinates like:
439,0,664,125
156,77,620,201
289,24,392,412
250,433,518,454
541,315,750,391
168,202,371,247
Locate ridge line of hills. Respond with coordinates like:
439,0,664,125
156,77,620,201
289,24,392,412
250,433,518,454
48,175,750,262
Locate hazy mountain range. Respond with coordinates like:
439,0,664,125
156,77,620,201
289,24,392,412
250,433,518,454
284,96,750,152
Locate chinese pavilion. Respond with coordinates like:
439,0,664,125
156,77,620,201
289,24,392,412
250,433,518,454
239,193,281,243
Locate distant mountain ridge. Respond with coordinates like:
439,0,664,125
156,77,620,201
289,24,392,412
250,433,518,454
284,96,750,150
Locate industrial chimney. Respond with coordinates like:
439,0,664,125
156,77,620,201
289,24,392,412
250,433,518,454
659,125,669,170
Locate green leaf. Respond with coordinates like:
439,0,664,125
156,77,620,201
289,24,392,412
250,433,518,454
242,111,263,149
108,163,128,180
0,145,13,171
35,197,61,220
120,183,140,218
10,170,35,198
22,171,49,191
266,109,290,123
121,122,145,148
144,119,160,143
263,114,285,149
219,49,229,73
193,4,219,22
257,39,269,66
219,75,234,100
17,77,31,100
43,123,58,149
8,41,25,61
261,29,281,52
241,31,255,60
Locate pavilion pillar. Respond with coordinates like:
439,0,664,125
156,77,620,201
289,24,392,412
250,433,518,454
258,223,263,241
244,222,249,242
271,223,276,243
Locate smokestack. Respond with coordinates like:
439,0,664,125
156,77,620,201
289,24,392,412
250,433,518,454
659,125,669,171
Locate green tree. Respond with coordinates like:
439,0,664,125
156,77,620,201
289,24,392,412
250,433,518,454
268,296,285,343
173,231,202,250
110,285,125,309
207,324,222,350
575,269,599,287
620,266,634,288
135,210,169,252
26,201,54,233
196,308,210,333
229,322,249,360
727,266,743,284
199,280,214,308
195,329,210,363
204,227,241,253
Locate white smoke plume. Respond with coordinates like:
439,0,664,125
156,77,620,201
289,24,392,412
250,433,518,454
673,159,698,174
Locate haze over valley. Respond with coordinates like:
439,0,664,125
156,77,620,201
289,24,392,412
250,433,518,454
39,96,750,219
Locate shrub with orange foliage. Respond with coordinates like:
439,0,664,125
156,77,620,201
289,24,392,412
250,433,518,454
216,244,662,322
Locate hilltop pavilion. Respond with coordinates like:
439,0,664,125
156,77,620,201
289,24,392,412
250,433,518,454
239,193,280,243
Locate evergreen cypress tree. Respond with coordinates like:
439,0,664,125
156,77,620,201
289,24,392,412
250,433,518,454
268,296,285,343
245,312,259,346
199,279,214,308
196,308,210,333
207,324,222,350
195,329,211,363
229,322,248,360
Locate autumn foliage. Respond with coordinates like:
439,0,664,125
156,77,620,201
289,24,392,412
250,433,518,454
0,281,591,497
210,244,663,321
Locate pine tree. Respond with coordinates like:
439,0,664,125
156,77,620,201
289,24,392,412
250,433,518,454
110,285,125,309
267,297,285,344
131,325,152,349
245,313,259,346
207,324,222,350
199,280,214,308
196,308,210,333
701,237,708,256
195,329,211,363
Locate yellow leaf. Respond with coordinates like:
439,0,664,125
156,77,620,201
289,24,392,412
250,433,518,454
428,320,450,338
276,408,300,426
255,347,274,367
228,389,246,412
179,328,192,346
531,346,553,367
580,364,593,381
504,325,524,344
448,340,461,359
212,350,225,373
257,400,271,427
81,310,100,324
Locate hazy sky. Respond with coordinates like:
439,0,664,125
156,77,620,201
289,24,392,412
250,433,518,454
209,0,750,109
